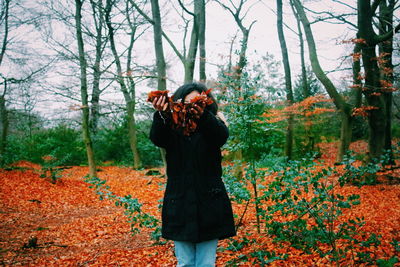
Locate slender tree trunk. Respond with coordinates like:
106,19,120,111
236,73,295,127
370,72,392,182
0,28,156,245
292,0,351,162
149,0,167,166
126,2,142,169
216,2,256,179
297,18,308,98
338,111,352,162
0,0,9,67
0,0,10,165
89,0,105,136
379,0,395,163
183,0,201,83
75,0,97,178
105,0,142,169
184,16,199,83
127,99,141,169
198,0,206,82
277,0,294,160
352,43,363,109
0,87,8,165
336,43,363,162
150,0,167,91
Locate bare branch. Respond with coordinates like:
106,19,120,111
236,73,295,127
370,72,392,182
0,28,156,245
374,23,400,43
130,0,184,62
177,0,195,16
0,0,10,67
331,0,357,11
372,0,383,13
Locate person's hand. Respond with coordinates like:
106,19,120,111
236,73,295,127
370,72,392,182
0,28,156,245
152,96,169,111
190,103,205,120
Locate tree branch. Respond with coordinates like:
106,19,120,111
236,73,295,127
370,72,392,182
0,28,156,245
130,0,184,62
177,0,195,16
374,23,400,43
0,0,10,67
371,0,383,13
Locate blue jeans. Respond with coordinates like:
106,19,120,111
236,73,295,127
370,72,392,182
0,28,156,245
174,239,218,267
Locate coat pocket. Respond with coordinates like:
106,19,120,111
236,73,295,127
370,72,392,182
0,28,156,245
198,190,226,229
162,195,185,227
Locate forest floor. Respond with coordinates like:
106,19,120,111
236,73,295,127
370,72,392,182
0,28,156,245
0,141,399,266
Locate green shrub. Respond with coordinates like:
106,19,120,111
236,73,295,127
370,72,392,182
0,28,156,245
262,156,382,264
8,124,86,166
94,118,162,167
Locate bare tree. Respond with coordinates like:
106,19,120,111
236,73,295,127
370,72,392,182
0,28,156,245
198,0,206,82
277,0,294,160
0,0,10,163
75,0,97,177
291,0,357,162
132,0,206,83
149,0,167,89
0,0,49,164
216,0,256,77
88,0,108,135
105,0,144,169
215,0,256,168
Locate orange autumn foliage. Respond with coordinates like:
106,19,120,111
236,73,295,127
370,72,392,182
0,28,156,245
1,141,399,266
262,95,335,123
147,89,213,135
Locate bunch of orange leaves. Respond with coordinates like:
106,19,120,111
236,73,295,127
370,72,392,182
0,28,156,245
147,89,213,135
262,95,335,124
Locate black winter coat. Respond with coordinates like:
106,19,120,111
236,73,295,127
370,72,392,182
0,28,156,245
150,110,236,243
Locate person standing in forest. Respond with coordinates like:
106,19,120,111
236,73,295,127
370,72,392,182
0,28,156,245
150,82,236,266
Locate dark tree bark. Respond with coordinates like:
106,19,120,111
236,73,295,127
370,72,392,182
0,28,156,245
277,0,294,160
131,0,167,166
198,0,206,82
0,0,9,67
105,0,142,169
0,83,8,165
183,0,200,83
150,0,167,90
292,0,353,162
357,0,399,160
296,12,308,99
75,0,97,178
0,0,10,165
89,0,106,136
379,0,395,163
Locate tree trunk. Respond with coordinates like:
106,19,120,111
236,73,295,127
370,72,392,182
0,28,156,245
0,0,9,67
105,0,142,169
337,111,353,162
379,0,395,163
277,0,294,160
183,0,201,83
358,0,387,160
0,93,8,166
217,2,256,179
0,0,10,165
148,0,167,166
89,0,105,136
127,100,142,169
297,18,308,98
150,0,167,91
292,0,351,162
198,0,206,82
75,0,97,178
184,17,198,83
126,2,142,169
